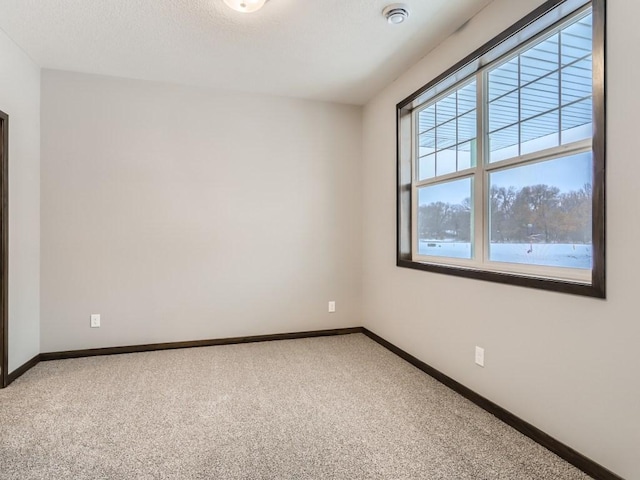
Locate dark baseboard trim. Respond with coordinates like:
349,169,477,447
361,327,623,480
6,328,364,385
7,354,41,386
40,327,365,361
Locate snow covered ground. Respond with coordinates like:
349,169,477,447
418,240,592,269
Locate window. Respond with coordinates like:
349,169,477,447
397,0,605,297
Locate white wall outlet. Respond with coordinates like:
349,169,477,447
328,301,336,313
90,314,101,328
475,346,485,367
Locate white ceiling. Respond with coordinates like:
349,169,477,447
0,0,494,105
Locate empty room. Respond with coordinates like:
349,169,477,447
0,0,637,478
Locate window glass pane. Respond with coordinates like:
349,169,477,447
488,152,593,269
436,119,456,150
560,13,592,145
489,125,519,163
436,148,457,177
561,14,592,66
520,73,559,121
562,97,592,144
520,110,560,155
458,81,477,114
458,110,476,143
520,34,559,85
418,154,436,181
415,81,477,180
487,12,592,163
561,56,592,105
488,57,518,102
418,178,472,260
457,141,475,171
418,129,436,159
489,91,518,132
436,93,457,125
418,105,435,134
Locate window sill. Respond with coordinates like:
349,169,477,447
396,257,605,298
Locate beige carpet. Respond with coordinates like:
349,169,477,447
0,334,591,479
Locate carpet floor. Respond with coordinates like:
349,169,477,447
0,333,591,479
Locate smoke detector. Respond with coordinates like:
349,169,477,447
383,4,410,25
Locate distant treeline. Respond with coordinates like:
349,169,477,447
419,183,592,244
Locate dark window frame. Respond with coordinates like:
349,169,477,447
396,0,606,298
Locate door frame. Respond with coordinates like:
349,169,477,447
0,109,8,388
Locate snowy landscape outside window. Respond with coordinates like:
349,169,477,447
396,0,605,297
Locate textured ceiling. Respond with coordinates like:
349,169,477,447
0,0,494,105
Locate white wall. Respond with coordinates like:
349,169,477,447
41,70,362,352
362,1,638,478
0,29,40,373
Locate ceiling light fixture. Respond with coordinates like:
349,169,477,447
223,0,268,13
382,4,410,25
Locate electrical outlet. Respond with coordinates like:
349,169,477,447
328,301,336,313
90,314,101,328
475,346,485,367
